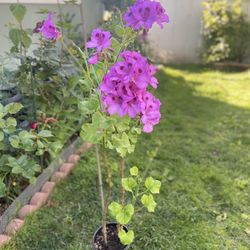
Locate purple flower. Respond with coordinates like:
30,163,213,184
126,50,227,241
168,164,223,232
124,0,169,30
86,28,111,52
88,53,100,65
37,12,61,40
140,91,161,133
100,50,161,133
33,21,44,34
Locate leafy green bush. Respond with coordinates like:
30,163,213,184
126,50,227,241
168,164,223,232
202,0,250,63
0,103,38,199
0,4,85,203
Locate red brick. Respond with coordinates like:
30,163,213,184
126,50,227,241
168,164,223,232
76,142,92,155
30,192,49,208
59,163,74,175
67,154,80,164
0,234,11,246
18,205,39,220
51,171,67,183
41,181,55,194
6,219,24,235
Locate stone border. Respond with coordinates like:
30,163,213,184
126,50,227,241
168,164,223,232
0,138,92,246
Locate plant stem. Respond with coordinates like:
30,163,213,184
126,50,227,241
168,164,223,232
95,145,107,245
30,63,37,122
120,157,125,206
104,149,112,201
60,38,84,71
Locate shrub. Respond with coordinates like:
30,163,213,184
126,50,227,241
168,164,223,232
202,0,250,63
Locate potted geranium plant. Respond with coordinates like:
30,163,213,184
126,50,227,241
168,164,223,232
78,0,170,249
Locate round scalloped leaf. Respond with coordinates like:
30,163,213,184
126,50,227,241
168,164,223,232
141,194,157,213
145,177,161,194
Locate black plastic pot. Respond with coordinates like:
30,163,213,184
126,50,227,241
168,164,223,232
92,222,129,250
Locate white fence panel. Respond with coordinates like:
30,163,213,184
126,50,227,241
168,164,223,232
0,0,104,56
148,0,250,63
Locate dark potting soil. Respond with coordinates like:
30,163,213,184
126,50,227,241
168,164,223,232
94,224,127,250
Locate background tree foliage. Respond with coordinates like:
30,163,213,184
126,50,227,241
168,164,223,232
102,0,135,10
202,0,250,63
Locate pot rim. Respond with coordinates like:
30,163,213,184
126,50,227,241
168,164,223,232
92,222,129,250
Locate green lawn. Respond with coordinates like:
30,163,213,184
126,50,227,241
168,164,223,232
3,65,250,250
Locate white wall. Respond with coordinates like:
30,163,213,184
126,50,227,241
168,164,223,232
0,0,104,57
148,0,250,64
148,0,203,63
1,0,249,63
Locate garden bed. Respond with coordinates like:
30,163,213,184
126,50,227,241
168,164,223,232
0,137,88,234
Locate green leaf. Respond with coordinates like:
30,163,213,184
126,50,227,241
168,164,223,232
115,25,125,37
0,119,5,128
38,130,53,138
20,30,32,49
111,37,121,53
108,202,123,217
130,166,139,176
141,194,157,213
108,203,134,225
116,204,134,225
5,117,17,128
78,78,93,92
17,131,35,151
118,229,134,245
37,140,45,149
78,98,99,115
145,177,161,194
0,132,4,142
9,28,21,46
111,132,135,158
9,135,20,148
80,112,111,144
122,177,137,192
48,141,63,157
10,4,26,23
0,105,4,114
9,155,41,180
19,130,35,140
80,123,102,144
0,180,6,198
3,119,16,134
4,103,23,114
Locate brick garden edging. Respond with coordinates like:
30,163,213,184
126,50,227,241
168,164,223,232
0,139,92,247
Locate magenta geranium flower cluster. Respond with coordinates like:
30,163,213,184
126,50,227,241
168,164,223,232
84,0,170,133
124,0,169,30
87,28,111,64
100,51,161,133
34,12,61,40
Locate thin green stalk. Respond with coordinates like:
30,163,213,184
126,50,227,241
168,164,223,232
30,64,37,122
120,157,126,206
95,145,108,245
60,38,84,71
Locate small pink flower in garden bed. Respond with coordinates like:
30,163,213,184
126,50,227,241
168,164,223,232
87,28,111,52
34,12,61,40
88,52,100,65
29,122,37,130
124,0,169,30
86,28,111,64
